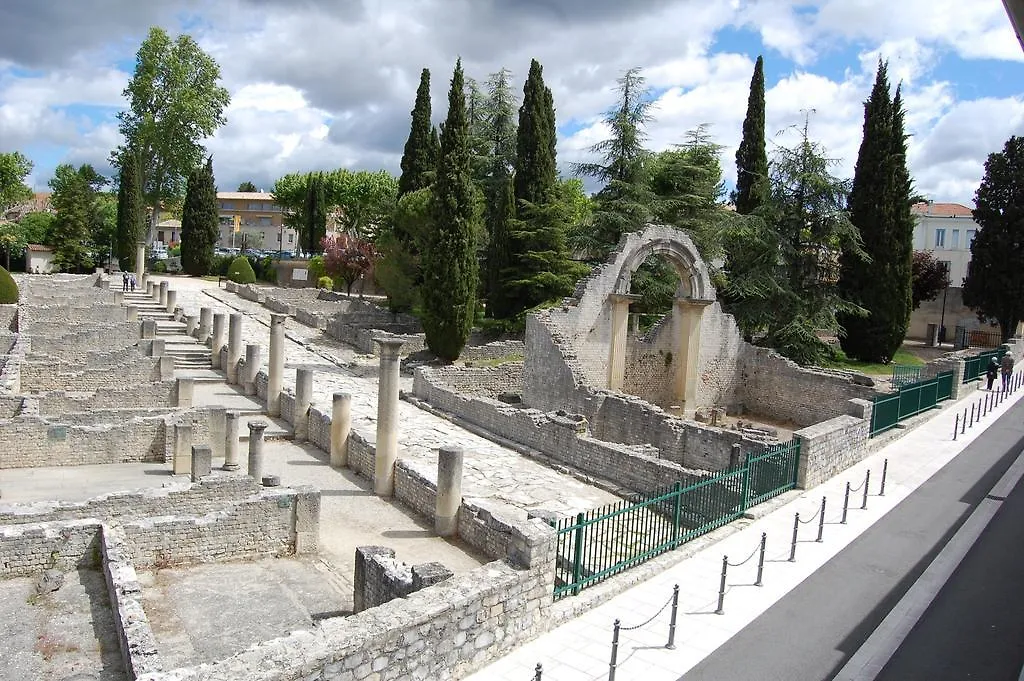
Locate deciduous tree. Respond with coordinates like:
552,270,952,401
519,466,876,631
48,164,107,272
911,250,950,310
963,135,1024,341
0,152,33,215
237,181,258,192
322,233,376,295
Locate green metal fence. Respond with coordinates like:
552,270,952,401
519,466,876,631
870,370,954,437
963,348,1004,384
890,364,922,389
550,440,801,599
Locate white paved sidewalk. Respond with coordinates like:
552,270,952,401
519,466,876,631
466,386,1023,681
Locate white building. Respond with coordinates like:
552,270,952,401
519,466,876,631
910,201,977,288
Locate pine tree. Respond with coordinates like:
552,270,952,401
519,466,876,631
180,157,219,275
838,61,914,362
514,59,558,208
398,69,434,198
423,59,479,361
303,172,327,255
734,55,769,215
481,68,518,310
115,150,144,271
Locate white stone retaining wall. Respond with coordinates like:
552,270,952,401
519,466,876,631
0,518,101,578
19,354,172,391
0,416,166,468
34,382,179,416
794,403,872,489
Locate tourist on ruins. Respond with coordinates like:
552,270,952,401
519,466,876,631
1000,351,1015,391
130,274,137,292
121,271,129,292
986,356,999,390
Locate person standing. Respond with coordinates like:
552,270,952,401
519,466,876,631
1000,351,1014,392
121,271,128,292
986,356,999,390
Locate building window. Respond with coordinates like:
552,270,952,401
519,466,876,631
967,229,977,248
220,201,234,210
935,228,946,249
258,216,272,227
288,233,294,244
248,202,263,211
951,229,960,248
157,231,164,243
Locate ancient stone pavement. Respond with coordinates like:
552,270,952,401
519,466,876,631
159,277,621,526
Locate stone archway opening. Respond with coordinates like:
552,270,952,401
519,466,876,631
605,237,714,416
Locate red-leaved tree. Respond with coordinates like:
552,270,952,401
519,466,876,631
321,233,377,295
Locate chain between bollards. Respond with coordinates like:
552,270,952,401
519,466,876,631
880,459,888,496
609,619,620,681
788,512,800,562
755,532,767,586
716,555,728,614
666,584,679,650
861,470,871,510
841,481,851,524
816,496,826,542
533,663,543,680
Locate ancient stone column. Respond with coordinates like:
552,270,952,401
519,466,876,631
374,338,404,497
135,242,146,283
435,446,464,537
146,280,154,298
198,307,213,343
173,423,193,475
211,313,226,369
126,305,138,322
226,313,243,384
243,344,260,395
150,339,165,357
210,407,226,462
331,392,352,468
191,444,212,482
158,281,168,306
673,299,713,417
176,377,194,408
165,289,177,315
294,368,314,441
607,293,641,391
248,420,268,483
114,291,124,305
223,411,240,471
185,314,198,336
267,314,287,417
141,319,156,340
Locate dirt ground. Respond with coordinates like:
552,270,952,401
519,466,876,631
0,570,125,681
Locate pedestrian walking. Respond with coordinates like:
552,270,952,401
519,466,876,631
986,357,999,390
121,271,128,292
130,274,136,292
1000,351,1014,391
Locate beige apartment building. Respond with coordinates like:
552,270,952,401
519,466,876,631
149,192,300,253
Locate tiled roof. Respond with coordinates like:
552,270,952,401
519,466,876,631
26,244,52,252
217,192,275,200
911,202,973,217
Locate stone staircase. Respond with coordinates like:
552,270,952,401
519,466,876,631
123,290,213,372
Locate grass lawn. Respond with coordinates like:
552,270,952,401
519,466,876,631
823,347,925,375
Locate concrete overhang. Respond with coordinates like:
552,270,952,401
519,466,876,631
1003,0,1024,52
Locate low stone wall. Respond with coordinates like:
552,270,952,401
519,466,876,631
0,304,16,332
102,524,163,679
325,318,425,355
353,545,453,613
121,486,320,567
420,363,523,399
134,519,555,681
0,518,101,578
19,353,172,391
0,333,28,394
26,323,140,359
0,415,166,468
0,475,259,526
34,382,179,416
794,400,872,489
0,395,22,418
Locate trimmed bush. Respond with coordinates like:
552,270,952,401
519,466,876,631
151,260,167,274
317,276,333,290
0,266,18,304
227,256,256,284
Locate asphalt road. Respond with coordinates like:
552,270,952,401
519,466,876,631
679,399,1024,681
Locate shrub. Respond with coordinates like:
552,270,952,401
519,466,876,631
227,256,256,284
0,266,18,304
211,254,233,277
317,276,334,290
151,260,167,274
309,255,326,282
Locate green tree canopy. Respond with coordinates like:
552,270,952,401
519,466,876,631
302,172,327,255
963,135,1024,341
48,164,107,272
423,59,479,361
115,149,144,271
237,181,258,192
0,222,26,271
111,26,230,213
0,151,33,215
17,212,55,246
911,250,950,310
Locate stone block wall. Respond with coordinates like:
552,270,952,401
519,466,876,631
0,475,259,526
0,395,22,417
0,416,166,468
34,382,178,416
101,524,163,679
353,546,453,613
19,353,169,391
0,304,16,332
794,400,872,489
419,363,523,399
26,323,140,359
0,333,28,394
0,519,101,578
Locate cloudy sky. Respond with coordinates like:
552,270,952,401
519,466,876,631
1,0,1022,205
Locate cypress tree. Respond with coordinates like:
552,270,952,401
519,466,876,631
303,172,327,255
398,69,434,198
423,59,478,361
486,174,515,318
115,150,144,271
514,59,558,207
180,156,219,276
839,62,914,362
734,55,769,215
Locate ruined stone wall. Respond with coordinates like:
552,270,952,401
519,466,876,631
26,323,140,358
0,416,166,468
353,546,453,613
0,333,28,394
0,395,22,417
0,519,101,578
0,304,16,332
794,403,872,489
101,524,163,678
420,363,523,399
0,475,259,526
19,353,170,391
34,382,178,416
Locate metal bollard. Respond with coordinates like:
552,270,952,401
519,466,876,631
666,584,679,649
970,403,975,427
534,663,543,681
715,555,728,614
816,496,826,542
880,459,888,496
979,397,984,419
842,481,851,524
954,413,959,440
609,620,621,681
755,532,767,586
788,513,800,562
984,393,990,416
961,408,968,434
862,470,871,510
